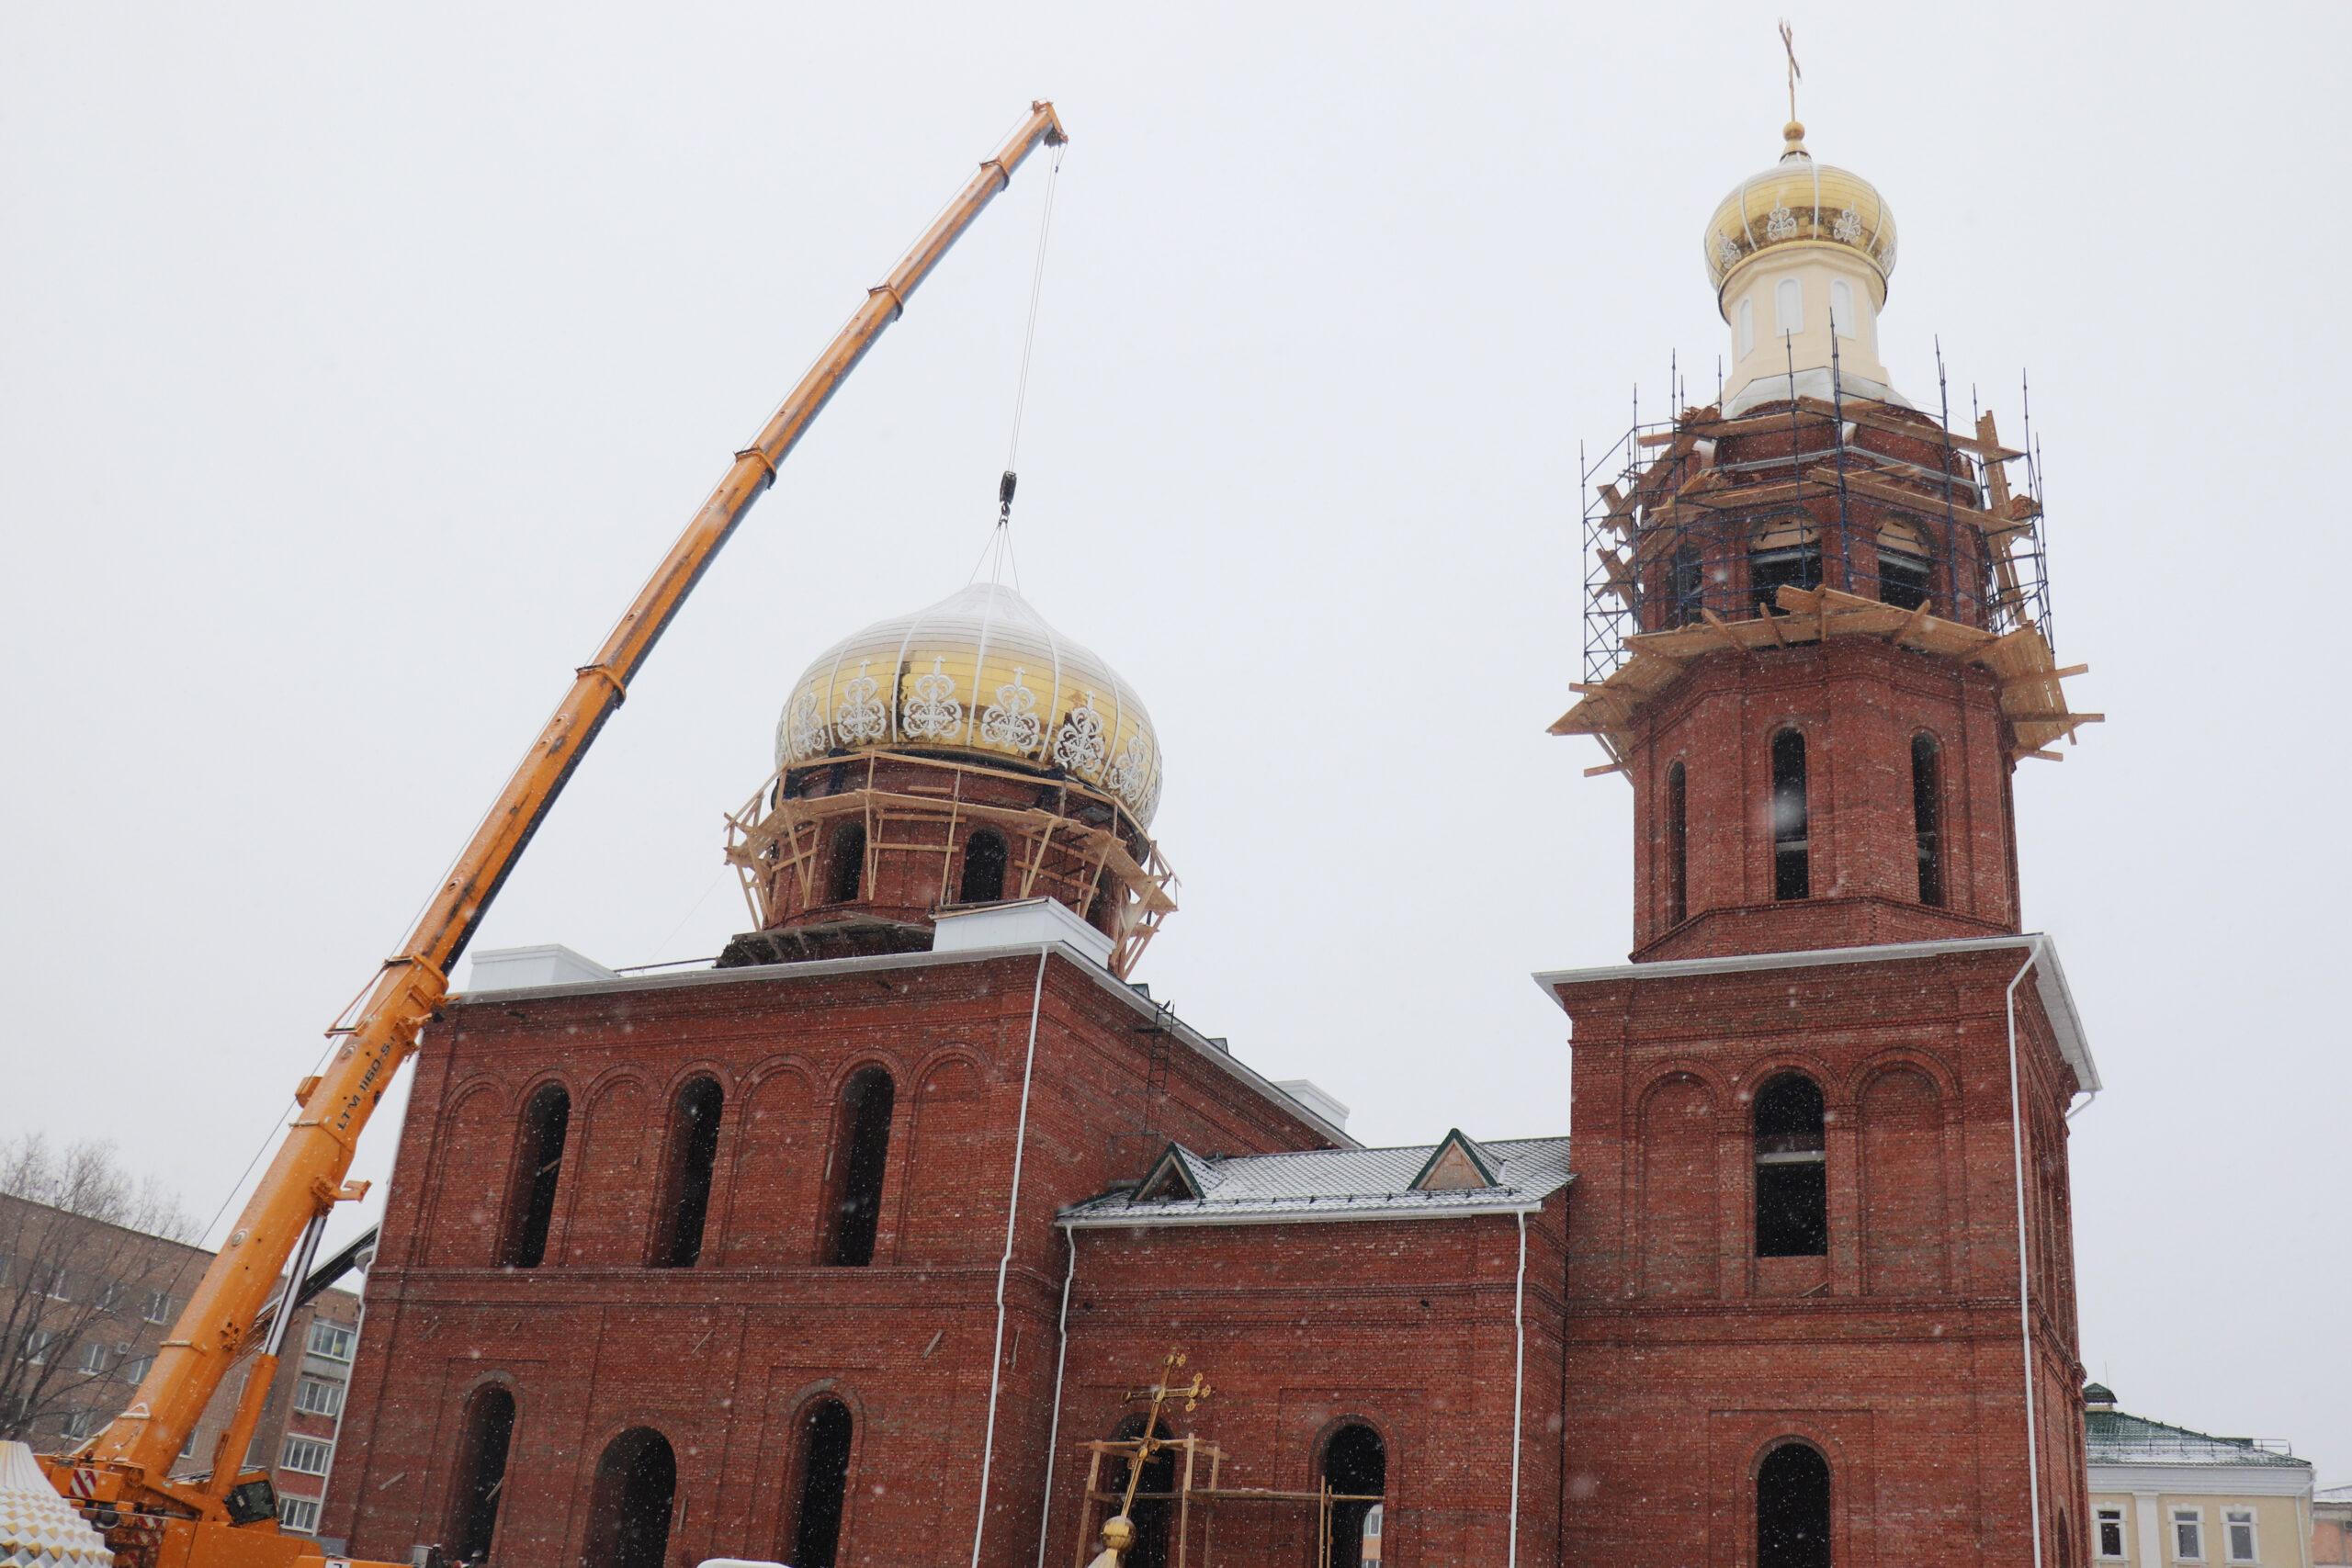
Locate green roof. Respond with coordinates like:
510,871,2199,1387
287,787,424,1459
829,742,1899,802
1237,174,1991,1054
2086,1409,2307,1469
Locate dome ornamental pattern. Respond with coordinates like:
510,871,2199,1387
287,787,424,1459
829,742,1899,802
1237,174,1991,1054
775,581,1164,826
1702,123,1896,309
0,1443,113,1568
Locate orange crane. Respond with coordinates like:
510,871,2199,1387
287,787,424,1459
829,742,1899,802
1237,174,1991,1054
39,100,1069,1568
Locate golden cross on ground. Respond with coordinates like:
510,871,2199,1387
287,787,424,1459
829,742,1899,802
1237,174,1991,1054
1778,19,1803,126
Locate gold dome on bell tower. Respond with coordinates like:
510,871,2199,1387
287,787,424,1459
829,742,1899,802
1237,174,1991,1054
1702,120,1898,310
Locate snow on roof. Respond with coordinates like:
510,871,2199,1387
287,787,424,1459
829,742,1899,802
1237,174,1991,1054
1058,1135,1572,1228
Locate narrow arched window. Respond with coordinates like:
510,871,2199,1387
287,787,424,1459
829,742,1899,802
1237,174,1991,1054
1670,542,1705,626
1322,1425,1387,1568
1876,522,1931,611
1775,276,1804,335
790,1399,854,1568
1758,1441,1831,1568
958,828,1008,904
1911,734,1945,908
583,1427,676,1568
1770,729,1809,901
651,1077,723,1269
1665,761,1689,929
1738,296,1756,357
1750,521,1821,616
1829,278,1855,338
1755,1074,1827,1258
826,821,865,904
501,1084,569,1269
826,1068,895,1267
446,1384,516,1565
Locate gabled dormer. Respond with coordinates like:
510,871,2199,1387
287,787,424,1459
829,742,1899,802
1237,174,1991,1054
1408,1129,1500,1191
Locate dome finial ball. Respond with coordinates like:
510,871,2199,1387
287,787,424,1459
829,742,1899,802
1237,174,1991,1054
1783,120,1806,156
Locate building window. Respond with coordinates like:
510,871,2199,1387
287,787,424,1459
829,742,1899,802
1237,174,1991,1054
307,1321,354,1362
1829,277,1856,338
790,1399,855,1568
279,1497,322,1535
959,828,1009,904
2098,1507,2126,1560
293,1377,344,1418
1739,296,1757,357
25,1329,53,1364
1775,276,1804,336
143,1291,172,1325
281,1437,334,1475
652,1077,725,1269
2175,1508,2205,1562
1665,761,1689,928
1750,520,1822,616
2225,1509,2256,1563
1755,1073,1828,1258
502,1082,571,1269
1876,522,1931,611
826,822,866,904
447,1384,517,1566
1757,1441,1831,1568
119,1356,153,1386
1770,728,1810,901
42,1268,73,1302
584,1427,677,1568
826,1069,896,1268
78,1341,107,1374
1321,1424,1386,1568
1908,733,1946,907
1670,542,1706,626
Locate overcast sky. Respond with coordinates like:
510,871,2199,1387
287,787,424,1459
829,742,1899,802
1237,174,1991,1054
5,0,2346,1488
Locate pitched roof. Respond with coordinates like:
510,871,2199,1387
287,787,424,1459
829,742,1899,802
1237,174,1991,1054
2086,1409,2308,1469
1058,1136,1573,1228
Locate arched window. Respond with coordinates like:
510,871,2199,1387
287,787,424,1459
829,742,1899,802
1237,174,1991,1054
1757,1441,1831,1568
1670,542,1705,626
826,821,866,904
582,1427,676,1568
1755,1074,1827,1258
1829,277,1855,339
1738,296,1757,357
1876,522,1931,611
1322,1424,1386,1568
1775,276,1804,335
1665,761,1689,928
651,1077,723,1269
826,1068,895,1267
1911,734,1944,908
445,1384,515,1566
958,828,1009,904
501,1083,569,1269
1102,1416,1177,1568
1749,520,1821,616
789,1399,854,1568
1770,729,1809,901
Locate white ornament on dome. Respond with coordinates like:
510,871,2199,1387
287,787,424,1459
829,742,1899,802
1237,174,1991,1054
1832,207,1863,244
833,662,888,746
901,658,962,739
786,682,829,760
1764,203,1798,242
1104,732,1156,812
979,668,1043,753
0,1439,115,1568
1716,234,1744,274
1053,693,1108,776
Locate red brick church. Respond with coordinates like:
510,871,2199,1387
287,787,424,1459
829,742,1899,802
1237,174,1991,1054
323,117,2107,1568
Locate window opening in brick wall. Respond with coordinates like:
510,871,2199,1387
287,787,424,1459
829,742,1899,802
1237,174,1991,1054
651,1077,724,1269
584,1427,676,1568
1671,543,1705,626
1878,522,1932,611
2098,1507,2127,1560
445,1383,515,1567
1103,1416,1178,1568
278,1497,320,1535
2176,1508,2205,1562
1665,761,1689,928
501,1082,570,1269
143,1291,172,1325
826,822,866,904
292,1377,343,1418
307,1321,353,1361
1757,1440,1832,1568
826,1068,896,1267
959,828,1009,903
1755,1073,1828,1257
1751,521,1822,617
1911,733,1945,907
281,1436,333,1475
1322,1424,1386,1568
2225,1509,2256,1564
1770,728,1810,900
789,1398,854,1568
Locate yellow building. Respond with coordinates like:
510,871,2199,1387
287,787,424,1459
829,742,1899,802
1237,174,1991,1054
2086,1385,2316,1568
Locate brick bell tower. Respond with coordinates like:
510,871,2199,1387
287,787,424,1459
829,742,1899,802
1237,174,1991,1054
1540,117,2106,1568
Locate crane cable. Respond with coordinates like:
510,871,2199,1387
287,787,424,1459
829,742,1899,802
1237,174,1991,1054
972,140,1064,589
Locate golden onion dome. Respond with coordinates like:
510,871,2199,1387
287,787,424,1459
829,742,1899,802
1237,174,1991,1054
775,580,1164,826
1702,122,1897,311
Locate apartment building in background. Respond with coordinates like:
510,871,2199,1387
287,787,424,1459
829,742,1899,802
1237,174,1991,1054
2086,1384,2317,1568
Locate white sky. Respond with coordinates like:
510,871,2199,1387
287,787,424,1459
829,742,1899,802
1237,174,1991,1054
5,0,2346,1490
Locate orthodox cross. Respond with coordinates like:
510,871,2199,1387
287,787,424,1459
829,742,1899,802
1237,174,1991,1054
1778,19,1803,125
1114,1350,1214,1517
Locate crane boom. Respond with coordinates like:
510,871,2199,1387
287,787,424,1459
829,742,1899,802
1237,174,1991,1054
45,101,1069,1566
